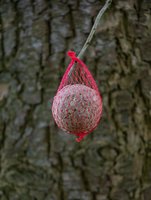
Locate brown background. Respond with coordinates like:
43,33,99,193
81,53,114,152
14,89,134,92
0,0,151,199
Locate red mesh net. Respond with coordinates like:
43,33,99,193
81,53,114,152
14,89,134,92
52,51,102,142
57,51,99,93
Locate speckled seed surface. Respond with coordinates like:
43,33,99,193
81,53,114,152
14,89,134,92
52,84,102,135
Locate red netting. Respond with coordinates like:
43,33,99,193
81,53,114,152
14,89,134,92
52,51,102,142
57,51,99,93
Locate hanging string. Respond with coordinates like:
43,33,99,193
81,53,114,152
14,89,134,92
78,0,112,59
68,0,112,76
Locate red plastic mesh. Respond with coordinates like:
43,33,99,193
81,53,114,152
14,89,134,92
57,51,99,93
52,51,102,142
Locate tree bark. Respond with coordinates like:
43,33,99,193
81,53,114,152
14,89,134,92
0,0,151,200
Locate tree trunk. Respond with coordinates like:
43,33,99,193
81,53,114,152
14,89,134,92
0,0,151,200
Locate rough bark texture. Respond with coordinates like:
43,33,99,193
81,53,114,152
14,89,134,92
0,0,151,200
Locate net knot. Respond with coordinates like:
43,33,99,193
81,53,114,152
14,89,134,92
67,51,76,59
76,132,88,142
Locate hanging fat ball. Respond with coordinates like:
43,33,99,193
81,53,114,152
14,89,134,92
51,0,112,142
52,51,103,142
